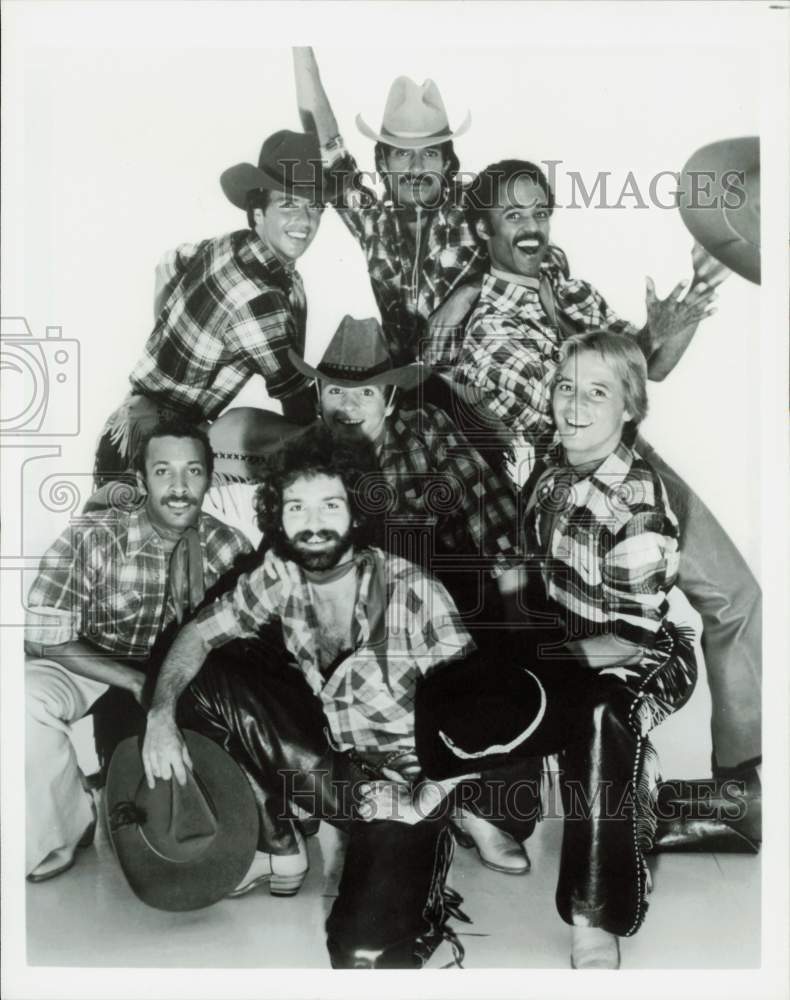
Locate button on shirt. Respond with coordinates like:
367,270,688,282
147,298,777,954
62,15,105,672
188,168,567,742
26,508,251,658
522,440,680,648
452,263,639,474
193,547,474,752
129,231,310,420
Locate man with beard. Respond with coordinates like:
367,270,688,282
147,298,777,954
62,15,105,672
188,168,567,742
94,130,325,486
450,159,762,843
25,421,251,881
141,426,475,968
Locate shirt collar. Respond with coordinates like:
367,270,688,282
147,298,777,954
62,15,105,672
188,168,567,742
246,230,298,286
126,505,206,558
547,437,635,489
490,266,541,290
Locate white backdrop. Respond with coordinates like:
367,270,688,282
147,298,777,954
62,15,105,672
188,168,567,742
2,3,788,999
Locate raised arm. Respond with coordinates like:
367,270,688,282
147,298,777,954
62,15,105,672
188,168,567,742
293,47,340,142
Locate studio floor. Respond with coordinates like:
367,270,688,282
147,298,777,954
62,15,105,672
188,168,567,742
26,798,760,971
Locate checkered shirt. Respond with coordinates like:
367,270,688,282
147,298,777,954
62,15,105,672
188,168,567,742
522,439,680,648
129,231,310,420
26,508,251,658
322,137,488,365
194,547,474,752
451,264,639,470
377,404,520,569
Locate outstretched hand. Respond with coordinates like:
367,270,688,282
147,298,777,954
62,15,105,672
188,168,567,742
645,241,730,351
141,712,193,789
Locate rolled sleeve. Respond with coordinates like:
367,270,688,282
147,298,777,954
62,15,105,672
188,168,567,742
193,564,280,650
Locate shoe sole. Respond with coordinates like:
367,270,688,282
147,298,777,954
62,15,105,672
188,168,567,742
226,870,307,899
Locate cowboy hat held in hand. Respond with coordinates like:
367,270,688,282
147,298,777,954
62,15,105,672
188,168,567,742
105,730,258,911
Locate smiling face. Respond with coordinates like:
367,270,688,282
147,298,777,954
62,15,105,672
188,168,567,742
382,144,447,209
254,189,323,262
280,473,355,571
477,176,551,278
136,435,210,536
552,350,631,466
319,383,395,445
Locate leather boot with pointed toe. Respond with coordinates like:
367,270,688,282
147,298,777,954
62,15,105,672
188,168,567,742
570,926,621,970
452,808,530,875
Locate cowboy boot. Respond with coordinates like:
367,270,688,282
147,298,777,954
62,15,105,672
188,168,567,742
650,760,761,854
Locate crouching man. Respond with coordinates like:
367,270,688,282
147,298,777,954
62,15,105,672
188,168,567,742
25,421,251,881
141,425,475,968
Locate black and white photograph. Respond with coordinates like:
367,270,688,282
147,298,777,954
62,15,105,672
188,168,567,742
2,2,788,998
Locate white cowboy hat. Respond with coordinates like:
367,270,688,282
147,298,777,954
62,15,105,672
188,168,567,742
356,76,471,149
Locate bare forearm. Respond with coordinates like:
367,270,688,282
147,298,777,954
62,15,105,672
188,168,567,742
293,46,339,141
25,637,144,696
646,321,700,381
148,621,209,719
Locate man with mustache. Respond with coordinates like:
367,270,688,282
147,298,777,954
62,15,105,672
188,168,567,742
94,130,325,487
141,426,474,968
25,421,251,882
292,47,568,372
449,159,762,837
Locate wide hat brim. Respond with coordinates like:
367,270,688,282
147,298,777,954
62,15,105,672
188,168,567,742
105,730,258,911
220,163,326,211
415,651,583,780
678,136,760,284
355,110,472,149
209,407,310,483
288,348,431,390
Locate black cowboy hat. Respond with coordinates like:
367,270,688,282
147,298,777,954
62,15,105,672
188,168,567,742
289,315,430,390
221,129,326,210
105,730,257,911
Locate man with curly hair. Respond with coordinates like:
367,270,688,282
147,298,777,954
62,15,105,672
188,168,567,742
141,424,475,968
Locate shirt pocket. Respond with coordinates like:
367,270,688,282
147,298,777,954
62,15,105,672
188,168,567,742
102,588,143,638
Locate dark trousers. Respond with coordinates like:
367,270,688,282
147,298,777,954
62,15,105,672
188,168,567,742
417,621,698,936
179,638,458,968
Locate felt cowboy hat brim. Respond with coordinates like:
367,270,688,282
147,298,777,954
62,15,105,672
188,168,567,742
288,348,430,390
678,136,760,285
105,730,258,911
220,129,326,211
355,110,472,149
209,407,309,483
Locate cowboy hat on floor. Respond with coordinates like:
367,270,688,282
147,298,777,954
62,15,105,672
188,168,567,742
105,730,258,911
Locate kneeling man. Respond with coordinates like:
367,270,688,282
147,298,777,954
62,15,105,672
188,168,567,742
142,425,474,968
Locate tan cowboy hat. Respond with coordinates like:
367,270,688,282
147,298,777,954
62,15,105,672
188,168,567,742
221,130,326,210
288,315,431,389
677,137,760,285
356,76,471,149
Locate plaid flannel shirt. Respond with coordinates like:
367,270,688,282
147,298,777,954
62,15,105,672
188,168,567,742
322,137,488,365
378,404,520,569
26,508,251,658
129,231,310,419
523,439,680,648
194,546,473,752
452,264,639,470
